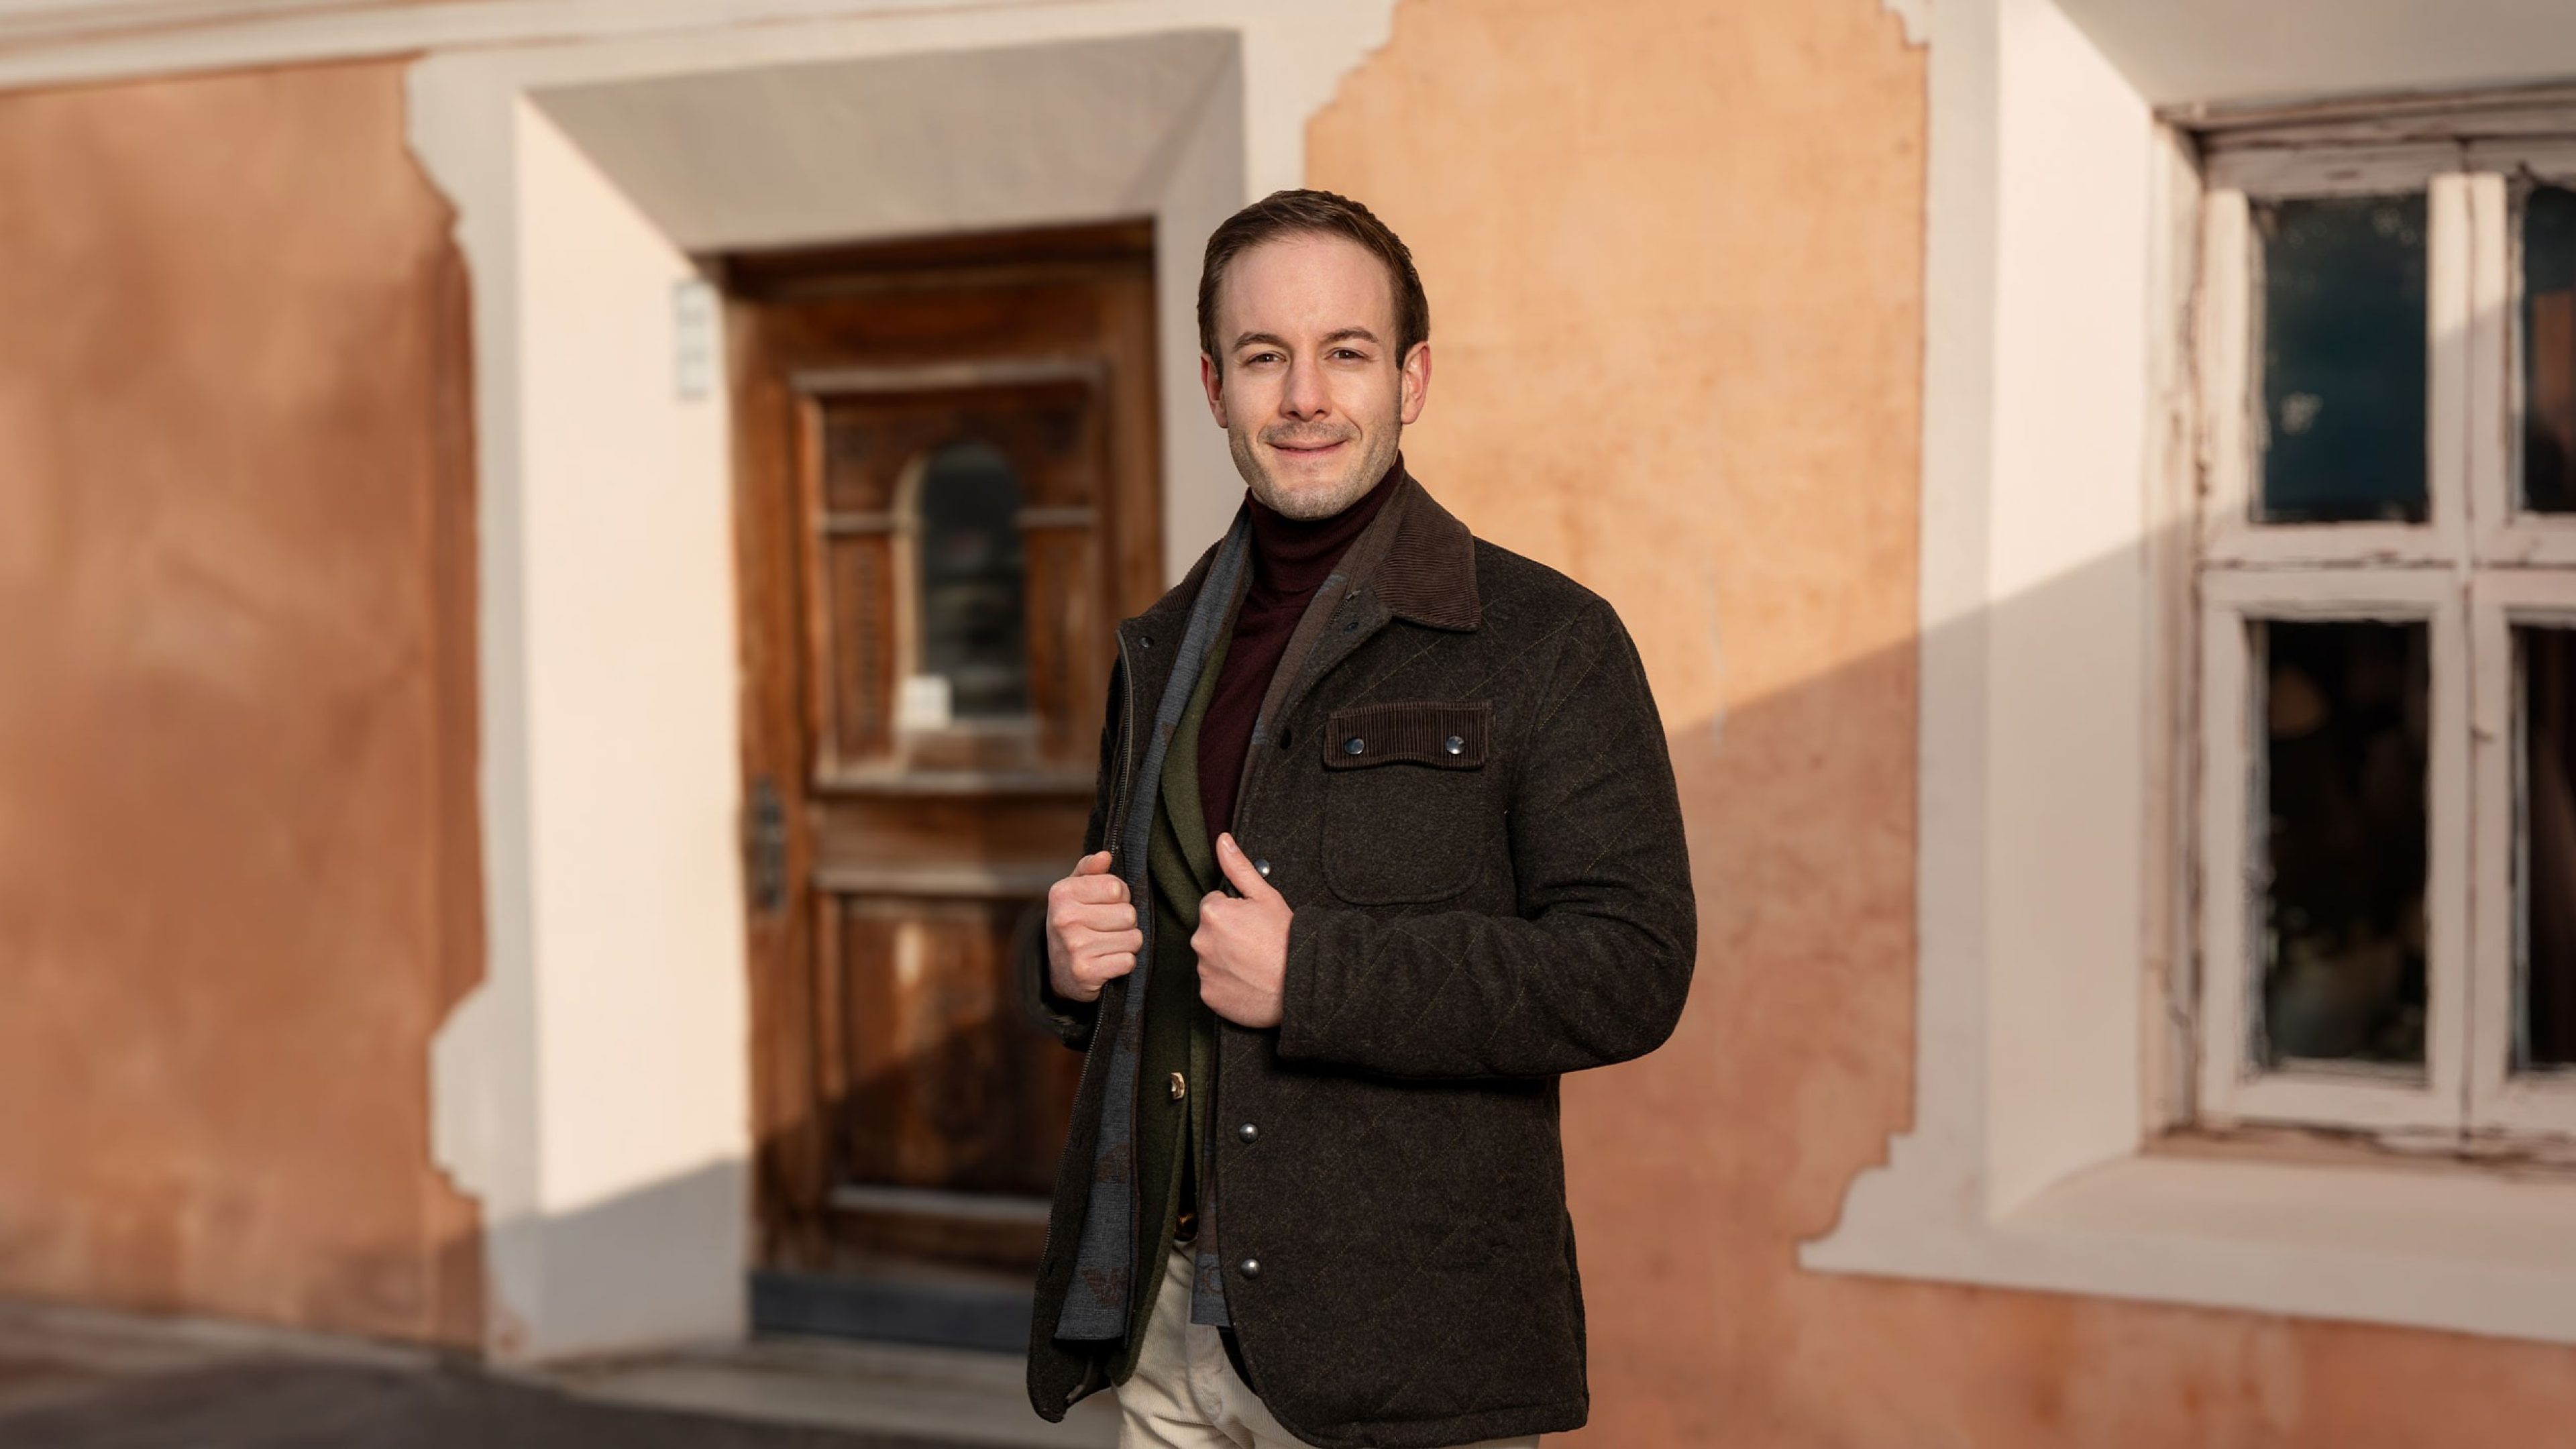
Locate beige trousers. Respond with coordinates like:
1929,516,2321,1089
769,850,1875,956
1115,1240,1542,1449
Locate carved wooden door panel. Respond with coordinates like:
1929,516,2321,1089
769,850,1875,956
728,224,1159,1329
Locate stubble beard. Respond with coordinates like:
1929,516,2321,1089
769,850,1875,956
1226,417,1403,522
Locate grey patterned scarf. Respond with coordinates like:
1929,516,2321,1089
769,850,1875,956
1053,511,1252,1342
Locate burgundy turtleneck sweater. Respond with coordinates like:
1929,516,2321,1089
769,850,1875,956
1195,458,1403,844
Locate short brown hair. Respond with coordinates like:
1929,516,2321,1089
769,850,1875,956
1197,189,1429,372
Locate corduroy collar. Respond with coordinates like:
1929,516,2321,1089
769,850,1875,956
1366,463,1481,632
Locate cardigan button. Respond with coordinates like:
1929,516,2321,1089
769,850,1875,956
1237,1122,1258,1143
1252,858,1270,879
1238,1256,1261,1279
1342,735,1366,756
1444,735,1464,755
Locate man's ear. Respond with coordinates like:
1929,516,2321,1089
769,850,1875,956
1199,352,1229,429
1397,340,1432,426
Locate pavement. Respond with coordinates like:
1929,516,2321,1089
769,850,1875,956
0,1299,1120,1449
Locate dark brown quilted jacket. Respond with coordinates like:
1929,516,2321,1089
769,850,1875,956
1017,469,1697,1449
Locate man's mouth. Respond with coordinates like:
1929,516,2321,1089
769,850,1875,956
1268,437,1349,457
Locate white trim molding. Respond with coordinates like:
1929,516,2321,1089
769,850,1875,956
2192,572,2471,1138
0,0,1146,89
1805,0,2576,1348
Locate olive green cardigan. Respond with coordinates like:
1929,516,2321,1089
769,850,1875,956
1111,610,1230,1384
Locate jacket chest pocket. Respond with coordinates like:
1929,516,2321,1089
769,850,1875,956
1318,699,1494,905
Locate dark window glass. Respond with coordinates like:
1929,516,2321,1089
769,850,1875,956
2254,195,2429,524
916,441,1028,719
2256,620,2430,1068
2524,627,2576,1069
2524,184,2576,514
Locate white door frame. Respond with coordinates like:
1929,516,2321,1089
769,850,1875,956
403,1,1397,1362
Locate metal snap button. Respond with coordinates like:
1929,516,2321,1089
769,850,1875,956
1252,858,1271,878
1444,735,1464,755
1237,1122,1258,1143
1343,736,1366,756
1238,1256,1260,1279
1169,1072,1187,1102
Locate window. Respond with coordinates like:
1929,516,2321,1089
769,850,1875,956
909,439,1032,724
2191,110,2576,1146
1809,38,2576,1350
802,370,1106,782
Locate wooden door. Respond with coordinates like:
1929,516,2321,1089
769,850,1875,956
727,223,1161,1313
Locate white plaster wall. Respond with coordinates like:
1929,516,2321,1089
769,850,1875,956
1148,58,1248,583
529,32,1235,252
2058,0,2576,109
1981,0,2153,1214
512,98,751,1354
1813,0,2159,1252
1901,0,2004,1214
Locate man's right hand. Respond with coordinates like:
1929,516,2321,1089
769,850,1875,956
1046,849,1141,1003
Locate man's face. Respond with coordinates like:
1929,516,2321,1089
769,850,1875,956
1201,233,1431,520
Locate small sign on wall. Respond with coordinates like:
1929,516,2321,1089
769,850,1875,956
674,278,716,400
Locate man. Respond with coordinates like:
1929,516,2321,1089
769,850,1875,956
1018,189,1695,1449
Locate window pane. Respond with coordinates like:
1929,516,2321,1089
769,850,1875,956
2524,184,2576,514
2257,620,2429,1067
916,440,1028,719
2254,195,2429,524
2524,626,2576,1068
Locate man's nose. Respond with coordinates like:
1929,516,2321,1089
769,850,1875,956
1280,354,1330,418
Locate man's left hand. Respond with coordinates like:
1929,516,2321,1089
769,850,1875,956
1194,832,1289,1028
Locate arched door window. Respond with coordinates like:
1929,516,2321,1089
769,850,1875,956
902,439,1030,726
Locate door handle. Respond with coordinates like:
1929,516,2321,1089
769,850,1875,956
747,775,789,916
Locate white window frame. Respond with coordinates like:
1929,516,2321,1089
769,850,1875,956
2194,571,2472,1134
2189,126,2576,1147
1805,0,2576,1348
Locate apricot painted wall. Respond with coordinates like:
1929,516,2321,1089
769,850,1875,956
1312,1,2576,1444
0,60,482,1346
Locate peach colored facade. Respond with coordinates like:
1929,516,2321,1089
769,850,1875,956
10,0,2576,1442
0,60,483,1346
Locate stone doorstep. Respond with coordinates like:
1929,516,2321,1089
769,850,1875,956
523,1334,1119,1449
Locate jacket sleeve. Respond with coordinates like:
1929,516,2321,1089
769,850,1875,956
1016,653,1122,1052
1276,598,1696,1079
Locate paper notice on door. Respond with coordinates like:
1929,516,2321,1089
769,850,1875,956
898,673,955,732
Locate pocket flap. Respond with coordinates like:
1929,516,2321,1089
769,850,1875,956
1320,699,1492,769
